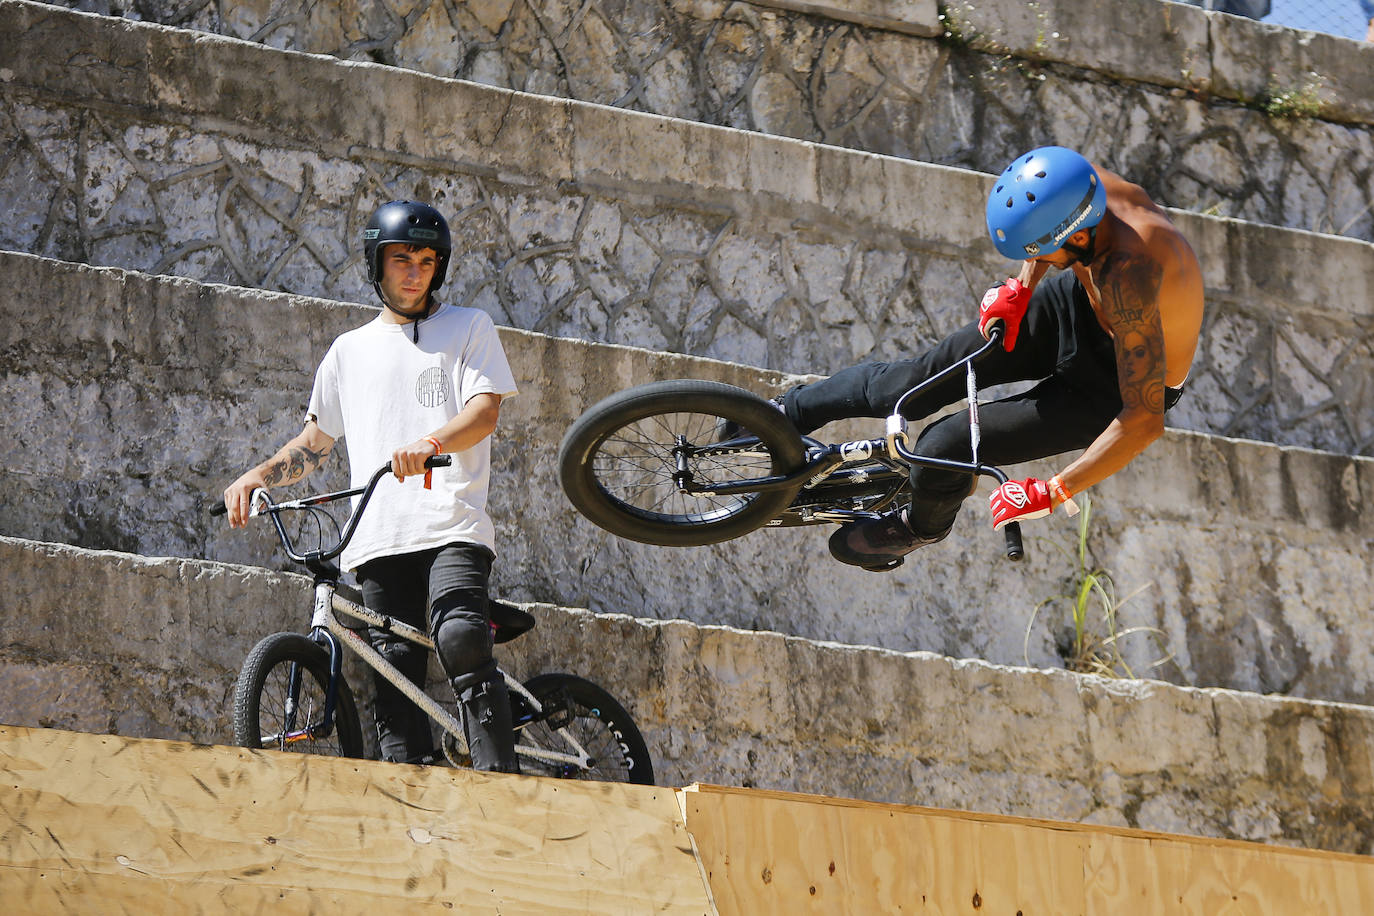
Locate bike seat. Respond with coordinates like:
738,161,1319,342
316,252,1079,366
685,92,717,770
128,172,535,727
490,600,537,643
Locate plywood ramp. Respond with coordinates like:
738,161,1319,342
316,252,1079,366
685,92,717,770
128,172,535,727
0,726,710,914
8,727,1374,914
680,784,1374,914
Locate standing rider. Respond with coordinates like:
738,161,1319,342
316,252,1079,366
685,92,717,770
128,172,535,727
779,146,1204,571
223,200,522,771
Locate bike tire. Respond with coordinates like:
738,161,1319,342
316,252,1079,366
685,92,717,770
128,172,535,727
233,632,365,759
518,674,654,785
558,379,806,546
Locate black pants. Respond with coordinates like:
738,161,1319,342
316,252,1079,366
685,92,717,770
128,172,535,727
782,271,1128,536
355,542,496,764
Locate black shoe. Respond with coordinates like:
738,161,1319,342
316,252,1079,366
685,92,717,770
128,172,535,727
827,509,950,572
715,398,783,443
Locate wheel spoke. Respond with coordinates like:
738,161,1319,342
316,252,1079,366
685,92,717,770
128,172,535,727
256,658,347,756
590,410,775,526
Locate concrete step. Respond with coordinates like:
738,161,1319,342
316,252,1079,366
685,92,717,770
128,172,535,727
2,253,1371,707
33,0,1374,243
2,2,1371,456
4,535,1374,856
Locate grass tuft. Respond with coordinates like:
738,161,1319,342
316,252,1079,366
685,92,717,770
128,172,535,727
1024,497,1175,679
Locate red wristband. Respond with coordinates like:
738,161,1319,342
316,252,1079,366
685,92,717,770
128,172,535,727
422,437,442,490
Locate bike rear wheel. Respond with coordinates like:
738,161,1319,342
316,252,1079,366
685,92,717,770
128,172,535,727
558,379,806,546
517,674,654,785
233,632,365,758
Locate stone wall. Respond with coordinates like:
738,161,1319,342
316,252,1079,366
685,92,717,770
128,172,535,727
3,2,1372,456
4,252,1372,706
5,535,1373,855
44,0,1374,243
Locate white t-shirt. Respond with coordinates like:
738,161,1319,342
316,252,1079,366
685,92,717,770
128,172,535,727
307,303,518,571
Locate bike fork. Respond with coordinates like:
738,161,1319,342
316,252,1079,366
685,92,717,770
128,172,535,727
280,584,348,745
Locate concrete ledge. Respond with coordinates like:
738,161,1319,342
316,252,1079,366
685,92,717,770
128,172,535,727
3,5,1373,451
949,0,1374,125
4,538,1374,855
25,0,1374,246
33,0,1373,124
1,252,1371,704
751,0,942,36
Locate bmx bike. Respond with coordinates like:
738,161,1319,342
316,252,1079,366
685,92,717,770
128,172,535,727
211,458,654,783
557,327,1024,564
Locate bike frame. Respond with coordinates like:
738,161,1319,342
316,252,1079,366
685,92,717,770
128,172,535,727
684,329,1025,559
233,459,600,771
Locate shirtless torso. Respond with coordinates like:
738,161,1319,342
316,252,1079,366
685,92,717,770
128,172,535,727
1014,166,1205,501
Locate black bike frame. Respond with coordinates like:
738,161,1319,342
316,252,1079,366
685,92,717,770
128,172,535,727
679,329,1025,560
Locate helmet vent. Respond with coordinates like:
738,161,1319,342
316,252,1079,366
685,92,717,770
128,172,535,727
1036,171,1047,178
1025,192,1036,202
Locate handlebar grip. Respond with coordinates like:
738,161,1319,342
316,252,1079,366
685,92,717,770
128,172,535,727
381,454,453,475
1003,521,1024,561
208,502,227,517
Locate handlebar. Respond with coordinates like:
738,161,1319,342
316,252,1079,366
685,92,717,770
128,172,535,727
892,324,1004,420
209,455,453,565
888,324,1024,562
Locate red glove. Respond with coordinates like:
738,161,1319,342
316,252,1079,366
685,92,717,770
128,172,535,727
978,278,1030,351
989,477,1052,530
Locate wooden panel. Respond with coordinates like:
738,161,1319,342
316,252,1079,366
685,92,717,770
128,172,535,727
1085,832,1374,915
680,784,1087,913
0,726,711,915
681,784,1374,916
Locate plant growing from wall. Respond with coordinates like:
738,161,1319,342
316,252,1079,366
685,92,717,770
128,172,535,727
1023,497,1174,678
1257,71,1329,121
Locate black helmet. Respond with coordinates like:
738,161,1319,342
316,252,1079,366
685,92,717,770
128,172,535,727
363,201,452,291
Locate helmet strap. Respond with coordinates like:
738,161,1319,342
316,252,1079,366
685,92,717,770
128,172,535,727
373,280,435,343
1061,226,1098,267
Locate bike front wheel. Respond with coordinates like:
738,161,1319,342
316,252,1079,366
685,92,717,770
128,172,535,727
558,379,806,546
517,674,654,785
233,631,365,759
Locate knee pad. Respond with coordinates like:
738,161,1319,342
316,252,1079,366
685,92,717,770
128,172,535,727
433,613,494,682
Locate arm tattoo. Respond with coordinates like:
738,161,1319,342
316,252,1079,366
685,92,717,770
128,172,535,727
1097,252,1167,414
261,443,330,487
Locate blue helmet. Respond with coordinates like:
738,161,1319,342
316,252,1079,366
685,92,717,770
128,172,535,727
985,146,1106,260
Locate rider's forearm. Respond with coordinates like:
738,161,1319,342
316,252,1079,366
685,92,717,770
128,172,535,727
1015,259,1052,291
251,426,334,488
423,393,502,454
223,423,334,528
1052,409,1163,506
